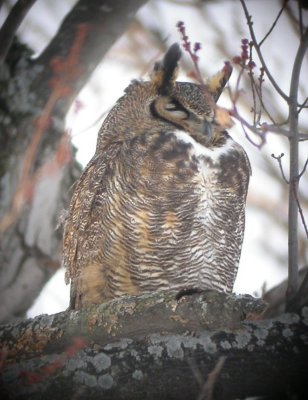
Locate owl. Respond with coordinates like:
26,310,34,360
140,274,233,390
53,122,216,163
63,44,251,310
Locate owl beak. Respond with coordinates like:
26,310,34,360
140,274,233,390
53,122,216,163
202,120,213,140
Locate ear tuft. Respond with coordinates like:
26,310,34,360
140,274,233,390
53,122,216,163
208,62,232,101
151,43,182,93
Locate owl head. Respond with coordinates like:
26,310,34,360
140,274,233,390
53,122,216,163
97,43,232,150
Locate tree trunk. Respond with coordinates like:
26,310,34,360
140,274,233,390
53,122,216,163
0,289,307,400
0,0,148,324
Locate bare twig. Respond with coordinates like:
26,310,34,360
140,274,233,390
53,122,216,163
271,153,289,184
187,358,204,387
262,124,308,140
188,356,227,400
228,100,266,148
298,157,308,179
176,21,204,85
286,26,308,310
292,183,308,240
199,357,227,400
248,43,258,126
298,96,308,113
239,0,289,102
258,1,287,47
262,124,290,136
0,0,37,64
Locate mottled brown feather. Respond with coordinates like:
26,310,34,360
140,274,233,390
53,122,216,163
63,44,250,310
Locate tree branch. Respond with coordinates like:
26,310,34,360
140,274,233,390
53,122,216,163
299,157,308,179
0,0,37,65
0,290,307,400
32,0,148,115
1,0,149,232
287,26,308,310
271,153,289,184
258,1,287,48
0,290,266,363
239,0,289,102
298,96,308,113
262,123,308,140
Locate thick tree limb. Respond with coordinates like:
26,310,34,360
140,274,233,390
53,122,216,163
0,0,147,323
0,0,37,64
32,0,148,115
1,290,307,400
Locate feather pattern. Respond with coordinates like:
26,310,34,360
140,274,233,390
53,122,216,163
63,44,250,309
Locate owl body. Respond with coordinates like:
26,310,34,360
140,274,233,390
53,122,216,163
63,45,250,309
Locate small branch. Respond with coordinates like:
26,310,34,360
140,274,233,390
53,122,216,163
197,356,227,400
298,157,308,179
239,0,289,102
229,102,266,148
239,118,265,148
262,124,308,140
176,21,204,85
297,96,308,113
0,0,37,64
258,1,287,47
188,358,204,388
262,124,290,137
271,153,289,184
254,83,277,125
292,184,308,240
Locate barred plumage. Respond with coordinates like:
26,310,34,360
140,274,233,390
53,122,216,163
63,44,250,309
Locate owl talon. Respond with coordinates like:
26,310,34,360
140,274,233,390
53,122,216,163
175,287,203,301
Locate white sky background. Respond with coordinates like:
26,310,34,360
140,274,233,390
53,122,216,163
2,0,307,317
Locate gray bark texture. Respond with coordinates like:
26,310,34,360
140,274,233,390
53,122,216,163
0,289,308,400
0,0,147,324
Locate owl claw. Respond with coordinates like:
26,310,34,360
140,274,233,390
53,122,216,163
175,287,203,301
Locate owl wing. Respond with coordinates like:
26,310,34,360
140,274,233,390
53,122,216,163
63,151,111,308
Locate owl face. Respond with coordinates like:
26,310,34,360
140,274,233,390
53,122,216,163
98,43,232,150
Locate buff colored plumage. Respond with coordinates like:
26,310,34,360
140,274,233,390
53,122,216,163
63,44,250,309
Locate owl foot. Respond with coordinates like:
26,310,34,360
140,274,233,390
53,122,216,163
175,287,204,301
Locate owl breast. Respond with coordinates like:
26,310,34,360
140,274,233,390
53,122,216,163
97,130,250,299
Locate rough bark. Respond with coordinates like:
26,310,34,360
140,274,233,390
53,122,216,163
0,289,307,400
0,0,148,324
263,266,308,318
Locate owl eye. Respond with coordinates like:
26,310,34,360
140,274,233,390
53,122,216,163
151,97,189,123
164,101,189,119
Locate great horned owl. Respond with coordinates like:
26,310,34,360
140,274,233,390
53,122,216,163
63,44,250,310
